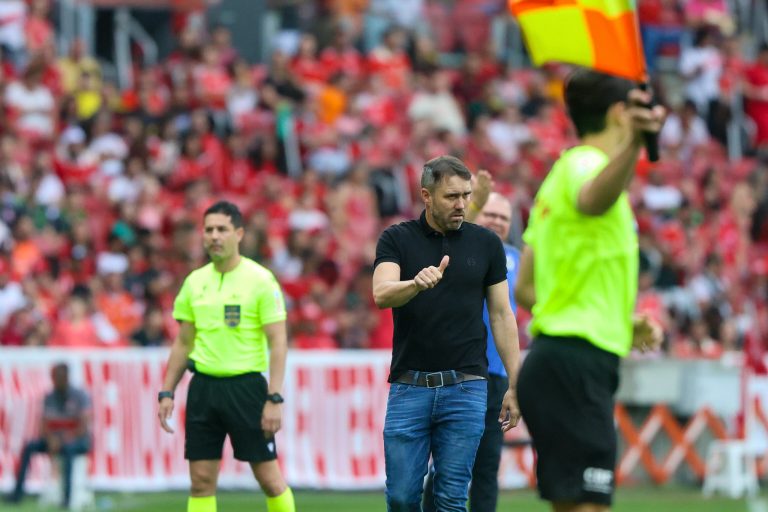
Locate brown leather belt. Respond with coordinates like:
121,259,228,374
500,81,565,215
393,370,486,388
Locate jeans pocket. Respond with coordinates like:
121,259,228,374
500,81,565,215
389,383,412,397
458,379,487,399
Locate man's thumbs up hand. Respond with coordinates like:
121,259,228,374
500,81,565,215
414,255,450,291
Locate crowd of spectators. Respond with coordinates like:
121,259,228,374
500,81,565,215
0,0,767,359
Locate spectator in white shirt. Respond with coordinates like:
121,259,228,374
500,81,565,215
0,257,25,329
679,27,723,130
660,99,710,163
0,0,27,67
5,58,55,139
408,68,466,137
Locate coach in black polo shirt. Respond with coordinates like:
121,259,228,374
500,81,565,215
373,155,521,512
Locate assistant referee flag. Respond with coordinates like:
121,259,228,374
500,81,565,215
508,0,646,82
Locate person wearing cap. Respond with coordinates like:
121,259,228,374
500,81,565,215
157,200,294,512
515,69,666,512
6,363,92,508
373,155,521,512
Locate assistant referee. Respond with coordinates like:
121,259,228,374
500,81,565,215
515,70,665,512
158,201,295,512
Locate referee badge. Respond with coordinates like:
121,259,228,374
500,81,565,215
224,305,241,327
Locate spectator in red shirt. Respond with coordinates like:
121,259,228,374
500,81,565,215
194,44,232,111
210,25,238,69
217,131,256,194
48,293,103,347
320,25,365,82
166,133,210,191
53,125,96,187
290,33,327,94
24,0,53,56
367,25,411,91
744,44,768,150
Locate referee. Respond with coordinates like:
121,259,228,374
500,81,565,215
515,70,664,512
158,201,295,512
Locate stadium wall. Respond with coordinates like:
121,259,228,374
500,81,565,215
0,349,752,491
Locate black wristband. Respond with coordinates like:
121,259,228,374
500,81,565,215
158,391,174,402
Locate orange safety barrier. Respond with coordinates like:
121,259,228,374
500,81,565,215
615,403,728,484
504,404,729,486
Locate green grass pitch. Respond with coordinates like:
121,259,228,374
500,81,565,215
0,487,751,511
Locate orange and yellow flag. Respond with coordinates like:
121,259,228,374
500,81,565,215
508,0,646,82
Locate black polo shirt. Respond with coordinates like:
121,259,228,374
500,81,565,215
374,210,507,381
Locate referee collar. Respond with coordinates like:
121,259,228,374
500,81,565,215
419,210,464,238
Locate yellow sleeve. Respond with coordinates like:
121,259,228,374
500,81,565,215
172,276,195,323
257,272,287,325
563,150,607,210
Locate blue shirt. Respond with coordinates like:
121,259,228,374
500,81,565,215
483,243,520,377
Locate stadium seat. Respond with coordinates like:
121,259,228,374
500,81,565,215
38,455,95,511
702,440,759,499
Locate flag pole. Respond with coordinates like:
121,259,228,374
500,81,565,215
639,82,660,162
632,3,660,162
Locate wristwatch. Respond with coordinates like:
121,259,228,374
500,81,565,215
158,391,174,402
266,392,284,404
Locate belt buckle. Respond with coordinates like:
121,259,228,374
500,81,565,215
426,372,444,388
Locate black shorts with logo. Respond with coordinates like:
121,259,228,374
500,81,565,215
517,334,620,505
185,369,278,463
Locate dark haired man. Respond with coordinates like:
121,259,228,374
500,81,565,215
6,363,91,509
373,155,521,512
515,69,666,512
158,201,295,512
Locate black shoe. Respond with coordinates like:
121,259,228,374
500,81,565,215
3,493,22,504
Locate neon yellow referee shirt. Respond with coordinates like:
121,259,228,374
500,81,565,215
172,257,287,376
523,145,638,357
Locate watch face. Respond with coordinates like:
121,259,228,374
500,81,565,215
268,393,284,404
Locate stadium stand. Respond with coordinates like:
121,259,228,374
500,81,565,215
0,0,766,359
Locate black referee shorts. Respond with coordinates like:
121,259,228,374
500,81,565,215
185,371,278,463
517,334,620,506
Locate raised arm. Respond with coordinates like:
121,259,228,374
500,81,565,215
466,169,494,222
577,89,666,216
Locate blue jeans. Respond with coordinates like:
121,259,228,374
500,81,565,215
11,437,90,507
384,375,487,512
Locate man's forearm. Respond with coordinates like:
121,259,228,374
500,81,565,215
161,338,191,392
268,339,287,395
373,280,420,309
489,311,521,389
579,137,642,215
514,283,536,312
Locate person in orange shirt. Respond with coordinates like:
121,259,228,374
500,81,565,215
94,271,141,341
316,72,348,125
11,215,43,280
